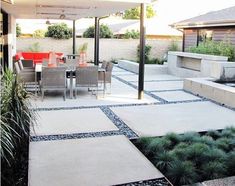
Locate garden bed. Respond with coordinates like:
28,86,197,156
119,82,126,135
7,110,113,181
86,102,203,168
133,127,235,186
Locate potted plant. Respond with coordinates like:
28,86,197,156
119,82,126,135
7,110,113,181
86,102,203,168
78,43,88,66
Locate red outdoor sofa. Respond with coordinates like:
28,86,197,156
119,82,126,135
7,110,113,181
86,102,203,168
14,52,64,65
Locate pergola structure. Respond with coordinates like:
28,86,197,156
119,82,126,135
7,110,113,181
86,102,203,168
1,0,152,99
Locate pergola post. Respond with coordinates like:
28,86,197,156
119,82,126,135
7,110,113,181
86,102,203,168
138,3,146,99
72,20,76,59
94,17,100,66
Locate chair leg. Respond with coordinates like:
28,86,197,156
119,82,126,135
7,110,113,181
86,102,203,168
41,90,44,102
63,90,66,101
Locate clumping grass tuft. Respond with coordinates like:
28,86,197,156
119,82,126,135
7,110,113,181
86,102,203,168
145,138,171,157
164,133,181,148
201,161,226,180
225,151,235,176
167,160,198,186
154,151,176,172
180,132,200,144
134,128,235,185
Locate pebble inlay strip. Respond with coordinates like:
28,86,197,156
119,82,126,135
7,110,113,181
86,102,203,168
113,177,172,186
100,106,138,139
30,130,123,142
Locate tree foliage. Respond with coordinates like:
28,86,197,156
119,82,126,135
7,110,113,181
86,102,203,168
45,23,72,39
16,23,21,37
83,24,113,38
33,29,46,38
123,29,140,39
123,5,156,19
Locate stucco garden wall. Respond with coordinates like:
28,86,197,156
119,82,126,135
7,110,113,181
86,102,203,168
16,38,182,61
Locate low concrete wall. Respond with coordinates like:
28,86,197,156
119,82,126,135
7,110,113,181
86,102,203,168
167,51,235,79
16,38,182,62
118,60,168,75
184,78,235,108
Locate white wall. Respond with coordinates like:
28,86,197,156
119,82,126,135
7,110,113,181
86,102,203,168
7,15,16,70
16,38,182,61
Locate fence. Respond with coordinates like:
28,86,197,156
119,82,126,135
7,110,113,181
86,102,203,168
16,38,182,61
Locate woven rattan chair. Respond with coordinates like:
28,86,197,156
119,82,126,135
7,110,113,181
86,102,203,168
75,66,98,98
14,62,35,84
98,62,113,93
18,60,35,72
41,66,67,101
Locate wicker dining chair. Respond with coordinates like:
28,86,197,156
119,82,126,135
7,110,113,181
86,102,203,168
75,66,98,98
98,62,114,93
18,60,35,72
14,62,35,84
41,66,67,101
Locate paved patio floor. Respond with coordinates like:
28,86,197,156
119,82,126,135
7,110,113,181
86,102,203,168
29,65,235,185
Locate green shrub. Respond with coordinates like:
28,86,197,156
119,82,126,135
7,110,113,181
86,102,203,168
33,29,46,38
201,161,226,180
135,137,153,151
188,40,235,61
225,151,235,175
186,143,210,165
216,137,235,152
180,132,200,144
137,44,151,62
170,142,190,160
45,23,72,39
123,29,140,39
167,161,198,185
16,23,21,37
195,136,215,147
168,40,179,51
202,148,226,163
206,130,221,140
164,133,181,148
145,138,171,156
1,69,37,185
83,24,113,38
27,42,42,52
220,129,235,138
154,151,176,172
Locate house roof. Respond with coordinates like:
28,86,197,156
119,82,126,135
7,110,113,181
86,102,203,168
76,17,182,36
170,6,235,29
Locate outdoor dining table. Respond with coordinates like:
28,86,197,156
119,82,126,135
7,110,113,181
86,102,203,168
35,60,106,99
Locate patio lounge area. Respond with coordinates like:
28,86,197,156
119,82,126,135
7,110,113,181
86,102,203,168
29,65,235,185
2,0,235,185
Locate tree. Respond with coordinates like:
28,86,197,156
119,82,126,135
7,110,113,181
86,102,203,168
16,23,21,37
45,23,72,39
83,24,113,38
123,5,156,19
123,29,140,39
33,29,46,38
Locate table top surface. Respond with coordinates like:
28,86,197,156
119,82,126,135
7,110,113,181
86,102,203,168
35,63,105,73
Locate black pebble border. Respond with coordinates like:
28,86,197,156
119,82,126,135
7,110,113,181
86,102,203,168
113,177,172,186
100,106,139,139
30,130,123,142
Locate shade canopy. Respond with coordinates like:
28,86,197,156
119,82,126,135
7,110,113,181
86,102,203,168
2,0,151,20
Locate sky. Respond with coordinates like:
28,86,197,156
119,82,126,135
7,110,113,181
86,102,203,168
17,0,235,34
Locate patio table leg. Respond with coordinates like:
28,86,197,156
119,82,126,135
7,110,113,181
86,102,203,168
70,70,73,99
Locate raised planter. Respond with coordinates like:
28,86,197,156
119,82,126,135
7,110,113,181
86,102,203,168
118,59,167,75
167,51,232,78
184,78,235,108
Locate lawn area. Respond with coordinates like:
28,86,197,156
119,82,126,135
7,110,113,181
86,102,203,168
133,127,235,186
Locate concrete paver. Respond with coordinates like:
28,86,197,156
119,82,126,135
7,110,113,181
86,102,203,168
32,108,118,136
28,136,163,186
111,101,235,137
152,90,201,102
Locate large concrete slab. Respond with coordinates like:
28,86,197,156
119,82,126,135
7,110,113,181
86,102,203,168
115,74,182,82
111,101,235,137
131,81,183,91
30,78,157,109
152,90,201,102
28,135,163,186
32,108,118,136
